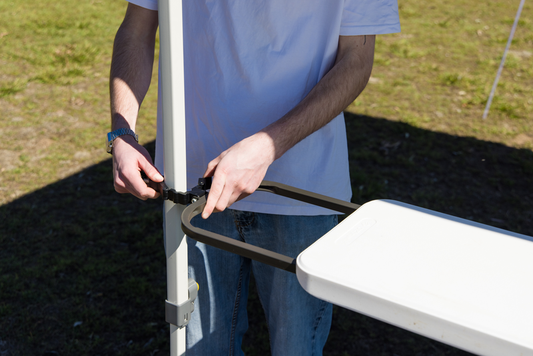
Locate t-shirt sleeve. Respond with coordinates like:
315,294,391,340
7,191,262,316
341,0,401,36
125,0,158,11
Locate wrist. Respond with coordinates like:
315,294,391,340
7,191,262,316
252,131,277,164
106,128,138,154
260,120,295,161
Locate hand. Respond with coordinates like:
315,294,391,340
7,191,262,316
112,135,164,200
202,132,276,219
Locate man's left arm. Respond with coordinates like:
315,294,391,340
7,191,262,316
202,35,375,219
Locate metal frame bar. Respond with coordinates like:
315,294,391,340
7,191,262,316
181,181,360,273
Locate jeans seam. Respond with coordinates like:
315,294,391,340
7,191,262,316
311,301,328,356
229,262,244,356
232,210,256,239
253,273,273,353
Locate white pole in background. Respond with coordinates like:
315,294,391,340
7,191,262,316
158,0,188,355
482,0,525,119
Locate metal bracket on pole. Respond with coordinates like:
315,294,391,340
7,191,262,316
165,278,199,328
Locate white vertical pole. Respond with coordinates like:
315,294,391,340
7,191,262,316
158,0,188,355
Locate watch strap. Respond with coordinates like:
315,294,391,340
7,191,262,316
107,128,138,154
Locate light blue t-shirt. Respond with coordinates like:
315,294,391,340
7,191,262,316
128,0,400,215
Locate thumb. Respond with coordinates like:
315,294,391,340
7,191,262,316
203,155,221,178
139,156,164,182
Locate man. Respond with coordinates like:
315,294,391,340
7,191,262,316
109,1,400,354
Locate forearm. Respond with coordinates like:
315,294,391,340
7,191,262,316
109,5,163,200
262,35,375,160
110,6,158,132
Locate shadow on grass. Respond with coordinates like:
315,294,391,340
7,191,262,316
1,113,532,355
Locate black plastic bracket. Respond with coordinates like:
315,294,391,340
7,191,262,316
162,178,212,205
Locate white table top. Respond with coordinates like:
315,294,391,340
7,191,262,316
296,199,533,356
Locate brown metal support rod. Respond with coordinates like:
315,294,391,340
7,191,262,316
180,180,360,273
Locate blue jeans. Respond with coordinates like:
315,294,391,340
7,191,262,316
185,209,337,356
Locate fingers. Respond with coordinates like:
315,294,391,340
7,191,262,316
201,170,255,219
203,155,221,179
201,156,223,218
138,153,164,182
114,165,161,200
202,172,232,219
200,135,273,219
112,137,163,200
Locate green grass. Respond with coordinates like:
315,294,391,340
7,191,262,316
358,0,533,144
1,0,532,355
0,0,159,205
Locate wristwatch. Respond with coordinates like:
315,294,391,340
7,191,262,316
106,128,138,154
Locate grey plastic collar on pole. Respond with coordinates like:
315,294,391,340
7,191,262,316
158,0,188,355
482,0,525,119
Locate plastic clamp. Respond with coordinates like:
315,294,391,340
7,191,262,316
165,278,199,328
162,178,212,206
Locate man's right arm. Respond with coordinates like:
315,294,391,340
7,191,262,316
110,3,163,200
